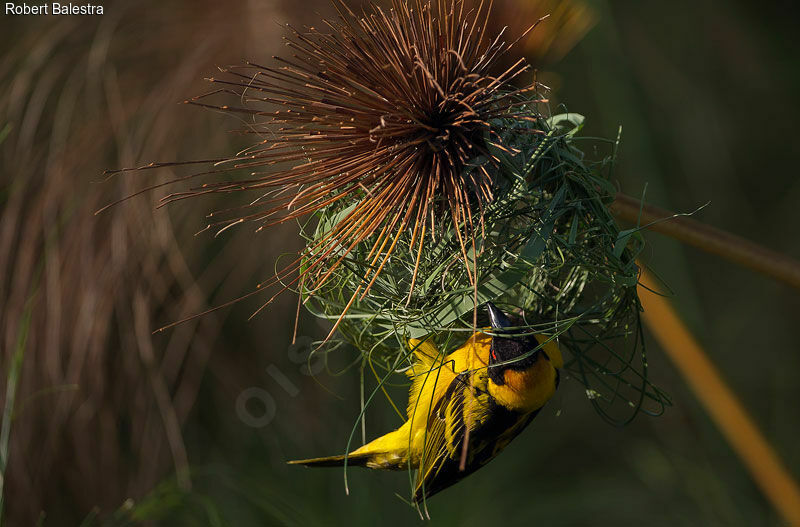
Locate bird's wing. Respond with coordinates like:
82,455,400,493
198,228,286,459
413,370,500,502
413,372,468,499
413,373,540,503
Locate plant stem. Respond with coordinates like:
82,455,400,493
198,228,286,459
611,193,800,290
638,270,800,525
0,299,33,527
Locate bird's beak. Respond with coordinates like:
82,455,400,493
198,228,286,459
486,302,512,330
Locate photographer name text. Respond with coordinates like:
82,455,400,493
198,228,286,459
5,2,103,15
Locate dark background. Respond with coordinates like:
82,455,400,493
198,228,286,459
1,0,799,525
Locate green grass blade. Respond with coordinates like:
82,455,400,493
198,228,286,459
0,297,34,527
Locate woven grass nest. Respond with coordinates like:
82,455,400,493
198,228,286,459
300,110,669,424
114,0,670,424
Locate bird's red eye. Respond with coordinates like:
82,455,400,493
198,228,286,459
490,349,497,361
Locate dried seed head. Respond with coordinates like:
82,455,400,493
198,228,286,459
109,0,548,326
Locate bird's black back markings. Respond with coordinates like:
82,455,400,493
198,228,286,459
433,372,470,421
415,342,558,502
415,397,541,502
416,365,542,501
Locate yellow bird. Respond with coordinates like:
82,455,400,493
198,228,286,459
289,302,563,502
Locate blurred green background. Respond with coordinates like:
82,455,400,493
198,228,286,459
1,0,799,525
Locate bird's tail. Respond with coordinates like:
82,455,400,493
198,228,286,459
287,452,371,468
289,425,409,469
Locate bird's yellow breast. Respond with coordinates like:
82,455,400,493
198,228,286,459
488,357,558,413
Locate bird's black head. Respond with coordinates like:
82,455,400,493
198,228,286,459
486,302,540,386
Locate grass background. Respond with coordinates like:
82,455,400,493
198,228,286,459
1,0,799,525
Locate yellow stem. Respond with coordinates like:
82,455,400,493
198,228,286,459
611,193,800,290
638,269,800,526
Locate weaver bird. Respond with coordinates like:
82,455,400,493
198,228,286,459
289,302,563,502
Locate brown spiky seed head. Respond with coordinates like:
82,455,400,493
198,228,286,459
157,0,546,319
